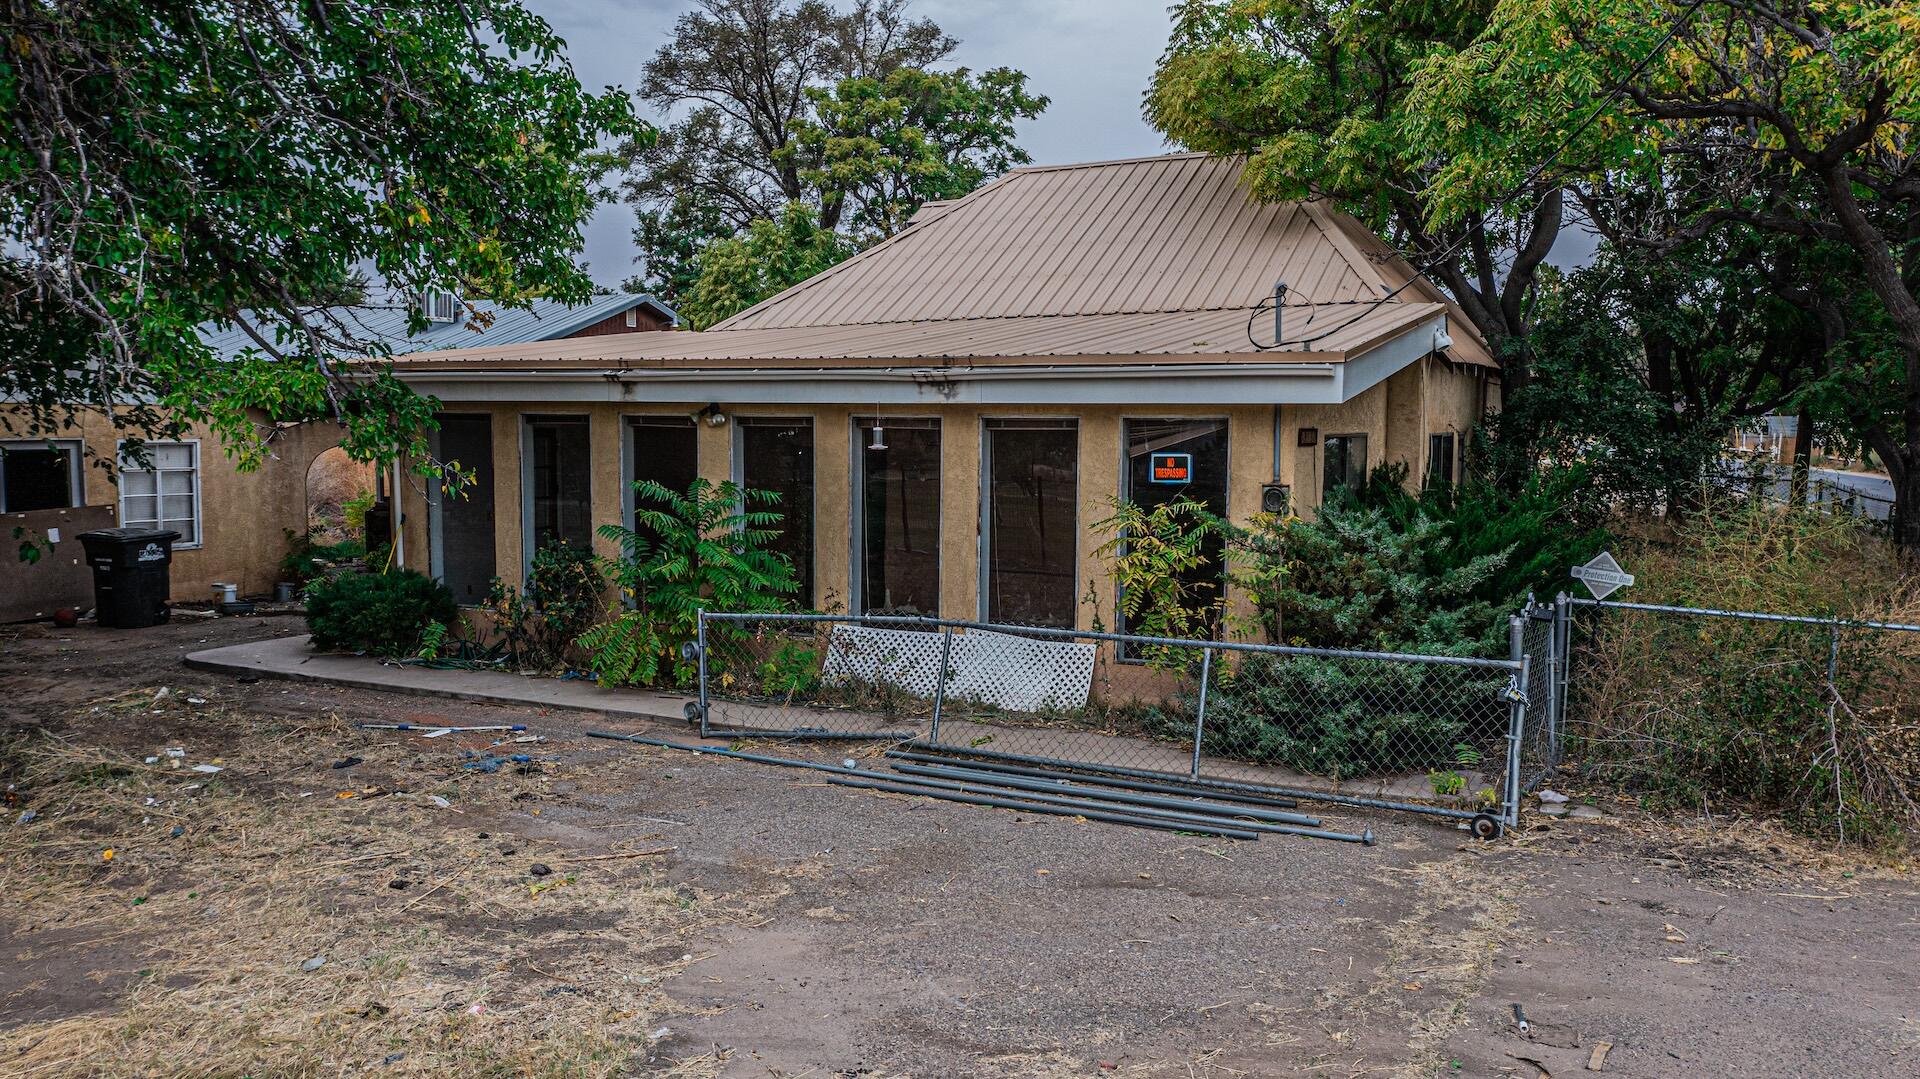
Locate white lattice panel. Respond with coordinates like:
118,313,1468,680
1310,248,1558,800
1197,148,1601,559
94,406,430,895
948,629,1095,712
820,624,1095,713
821,625,948,697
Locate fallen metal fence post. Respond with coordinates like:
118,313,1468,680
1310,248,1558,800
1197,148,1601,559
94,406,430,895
930,624,954,745
695,608,710,737
1190,646,1213,780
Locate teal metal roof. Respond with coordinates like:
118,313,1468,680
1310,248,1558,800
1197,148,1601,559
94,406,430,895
198,291,677,361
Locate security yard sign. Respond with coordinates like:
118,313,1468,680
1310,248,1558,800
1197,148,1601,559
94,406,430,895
1571,551,1635,600
1149,452,1193,484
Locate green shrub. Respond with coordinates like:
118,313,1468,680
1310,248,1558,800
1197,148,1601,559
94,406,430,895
482,541,605,671
1573,496,1920,844
306,570,457,657
580,477,799,688
1162,653,1506,780
279,528,367,585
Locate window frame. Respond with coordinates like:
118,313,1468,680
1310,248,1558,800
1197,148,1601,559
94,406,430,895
978,417,1080,627
0,438,84,515
849,415,942,617
1116,416,1232,654
1426,431,1458,488
734,415,817,610
114,438,202,548
519,413,594,572
1322,432,1369,499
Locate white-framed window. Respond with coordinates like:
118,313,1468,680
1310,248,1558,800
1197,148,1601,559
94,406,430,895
0,438,82,513
117,441,202,547
624,307,639,328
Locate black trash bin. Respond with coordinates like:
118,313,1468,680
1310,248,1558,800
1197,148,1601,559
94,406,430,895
79,528,181,628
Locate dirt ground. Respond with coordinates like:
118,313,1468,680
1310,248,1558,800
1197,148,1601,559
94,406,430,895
1,618,1914,1078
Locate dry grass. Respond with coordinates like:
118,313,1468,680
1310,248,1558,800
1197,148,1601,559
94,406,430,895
0,687,744,1078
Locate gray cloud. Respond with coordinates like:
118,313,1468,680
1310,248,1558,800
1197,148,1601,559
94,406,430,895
528,0,1173,287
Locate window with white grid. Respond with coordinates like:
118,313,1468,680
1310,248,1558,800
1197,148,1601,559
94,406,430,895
118,441,201,547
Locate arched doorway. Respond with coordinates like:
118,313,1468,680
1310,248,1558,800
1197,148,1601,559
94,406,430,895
305,445,374,546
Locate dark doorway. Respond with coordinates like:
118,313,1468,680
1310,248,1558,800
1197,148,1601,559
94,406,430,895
435,415,496,605
739,417,815,608
984,419,1078,627
856,417,940,616
1120,418,1229,642
628,416,698,558
526,416,592,560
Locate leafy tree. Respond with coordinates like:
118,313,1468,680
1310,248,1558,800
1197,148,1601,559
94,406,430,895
792,65,1047,240
1146,0,1562,390
580,477,799,687
1405,0,1920,549
676,204,858,329
1,0,643,474
619,0,1042,303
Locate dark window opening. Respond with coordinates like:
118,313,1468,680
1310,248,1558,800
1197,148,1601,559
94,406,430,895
628,416,697,558
1323,433,1368,499
1427,432,1457,488
740,417,815,609
526,417,592,559
436,415,496,605
1121,419,1229,644
985,419,1077,627
856,417,939,617
1,443,77,513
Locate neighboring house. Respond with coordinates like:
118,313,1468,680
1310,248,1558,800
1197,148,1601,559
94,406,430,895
381,153,1500,631
0,291,677,618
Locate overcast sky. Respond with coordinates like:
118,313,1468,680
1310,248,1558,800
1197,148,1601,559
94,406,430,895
529,0,1176,288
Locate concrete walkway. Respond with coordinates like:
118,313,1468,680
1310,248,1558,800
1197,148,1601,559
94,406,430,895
184,634,698,722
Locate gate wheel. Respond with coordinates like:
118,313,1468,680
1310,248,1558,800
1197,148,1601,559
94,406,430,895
1469,813,1505,841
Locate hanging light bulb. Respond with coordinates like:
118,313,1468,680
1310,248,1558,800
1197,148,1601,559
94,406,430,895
868,420,887,451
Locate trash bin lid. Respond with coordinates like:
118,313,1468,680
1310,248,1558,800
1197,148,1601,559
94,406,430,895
79,527,182,543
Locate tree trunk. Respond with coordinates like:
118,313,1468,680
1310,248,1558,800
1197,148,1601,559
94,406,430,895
1789,405,1814,508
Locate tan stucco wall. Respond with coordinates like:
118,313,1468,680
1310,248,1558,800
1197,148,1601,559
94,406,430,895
2,406,362,602
401,401,1353,636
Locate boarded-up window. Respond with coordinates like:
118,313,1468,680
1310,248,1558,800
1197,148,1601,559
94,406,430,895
984,419,1077,627
739,417,814,608
856,417,939,617
1121,419,1228,643
526,417,591,559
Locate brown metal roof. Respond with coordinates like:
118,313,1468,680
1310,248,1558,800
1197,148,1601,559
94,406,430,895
715,153,1390,330
379,302,1444,370
383,153,1492,373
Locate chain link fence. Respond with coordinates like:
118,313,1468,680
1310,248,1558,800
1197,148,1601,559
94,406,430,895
695,611,1534,832
1560,596,1920,841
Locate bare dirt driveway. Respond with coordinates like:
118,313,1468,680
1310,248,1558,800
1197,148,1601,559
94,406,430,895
1,617,1914,1077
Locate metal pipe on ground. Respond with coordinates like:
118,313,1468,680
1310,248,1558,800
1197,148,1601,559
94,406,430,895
706,727,918,742
824,774,1264,841
588,732,1269,841
586,731,862,777
900,741,1483,823
887,749,1304,810
889,760,1324,827
878,766,1371,844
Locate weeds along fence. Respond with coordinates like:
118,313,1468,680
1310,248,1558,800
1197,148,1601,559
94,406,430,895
692,611,1536,831
1562,595,1920,843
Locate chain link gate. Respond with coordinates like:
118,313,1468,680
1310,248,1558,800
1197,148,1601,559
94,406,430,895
692,611,1536,834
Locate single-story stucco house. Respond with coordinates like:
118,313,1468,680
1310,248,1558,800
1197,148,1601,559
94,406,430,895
0,291,677,620
382,153,1500,632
